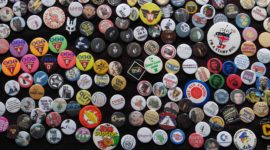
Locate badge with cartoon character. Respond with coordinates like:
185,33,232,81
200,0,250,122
139,3,162,25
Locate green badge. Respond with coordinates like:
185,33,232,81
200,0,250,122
49,34,67,53
209,74,224,89
76,90,91,105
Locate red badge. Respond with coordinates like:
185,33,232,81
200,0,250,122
188,133,204,148
207,58,222,74
226,74,242,90
79,105,102,129
57,50,76,69
18,73,34,88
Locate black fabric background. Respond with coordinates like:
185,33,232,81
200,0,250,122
0,0,269,149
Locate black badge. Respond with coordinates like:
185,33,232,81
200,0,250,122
111,112,126,128
41,54,57,73
221,104,240,124
105,27,119,42
75,36,91,51
120,28,134,43
127,42,142,58
91,37,106,53
107,43,123,58
127,59,146,81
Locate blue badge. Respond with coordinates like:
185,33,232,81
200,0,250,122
222,61,237,76
256,76,270,91
183,80,210,106
65,67,81,82
0,64,2,73
235,13,251,29
176,22,190,38
170,129,185,145
171,0,185,7
34,71,48,86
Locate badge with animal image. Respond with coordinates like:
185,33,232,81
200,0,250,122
93,123,120,150
234,128,257,150
207,22,241,56
139,3,162,25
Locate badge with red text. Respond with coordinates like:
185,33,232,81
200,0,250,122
43,7,66,29
93,123,120,150
76,52,94,71
20,54,39,73
79,105,102,129
57,50,76,69
30,37,49,56
2,57,20,76
207,22,241,56
184,80,210,106
9,38,28,57
41,54,57,73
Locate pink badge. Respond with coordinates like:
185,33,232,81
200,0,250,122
0,116,9,133
20,54,40,73
18,73,34,88
242,27,258,42
0,39,9,54
57,50,76,69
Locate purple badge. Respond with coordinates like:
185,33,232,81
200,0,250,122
20,54,40,73
9,38,28,57
0,116,9,133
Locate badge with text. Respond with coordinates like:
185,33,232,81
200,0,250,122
207,22,241,56
76,52,94,71
2,57,21,76
57,50,76,69
20,54,39,73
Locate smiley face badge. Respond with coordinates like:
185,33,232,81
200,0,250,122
139,3,162,25
57,50,76,70
76,52,94,71
2,57,21,76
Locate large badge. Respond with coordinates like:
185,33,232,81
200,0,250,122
207,22,241,56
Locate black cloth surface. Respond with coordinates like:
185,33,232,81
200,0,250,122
0,0,269,150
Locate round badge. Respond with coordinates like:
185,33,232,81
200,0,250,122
213,13,228,23
242,27,258,42
139,3,162,25
144,55,163,74
27,15,42,30
137,127,152,143
177,44,192,59
5,80,20,96
91,91,107,107
97,4,112,19
239,107,255,123
20,54,39,73
209,74,224,89
30,37,49,57
144,109,159,125
68,2,83,17
75,127,91,143
18,73,34,89
207,58,222,74
133,26,148,41
253,102,269,117
131,95,146,111
252,6,267,21
207,22,241,56
0,39,9,54
257,48,270,64
93,123,120,150
58,84,74,100
43,7,66,29
29,84,45,100
10,17,25,32
30,123,45,140
79,105,102,129
20,97,35,113
121,134,136,150
46,128,62,144
76,52,94,71
152,129,168,145
61,119,77,135
168,87,183,102
195,121,211,137
48,34,67,53
0,24,10,38
235,13,251,29
234,128,257,150
188,133,204,148
241,70,256,85
76,90,91,105
2,57,20,76
209,116,225,131
182,59,198,75
200,4,216,20
216,131,232,147
57,50,76,69
184,80,210,106
170,129,185,145
234,54,250,70
9,38,28,57
222,61,237,76
6,97,21,113
241,41,257,57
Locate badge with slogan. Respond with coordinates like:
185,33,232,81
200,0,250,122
76,52,94,71
30,37,49,56
184,80,210,106
9,38,28,57
20,54,39,74
57,50,76,70
41,54,57,73
139,3,162,25
49,34,68,53
93,123,120,150
207,22,241,56
2,57,21,76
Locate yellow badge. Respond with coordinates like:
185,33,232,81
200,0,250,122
76,90,91,105
30,37,49,56
127,0,138,6
76,52,94,71
111,75,127,91
93,59,109,75
139,3,162,25
185,1,198,14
